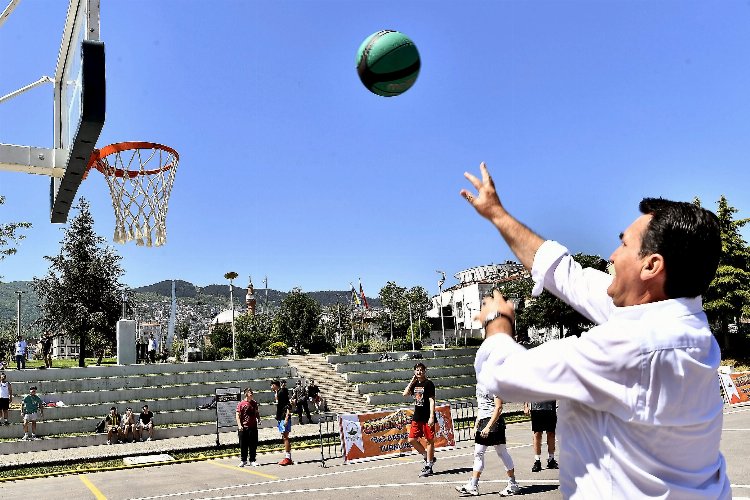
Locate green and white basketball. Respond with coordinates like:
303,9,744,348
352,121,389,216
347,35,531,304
356,30,420,97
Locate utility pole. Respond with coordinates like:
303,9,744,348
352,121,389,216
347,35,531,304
16,290,23,339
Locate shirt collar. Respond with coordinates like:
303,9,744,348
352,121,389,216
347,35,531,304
610,296,703,320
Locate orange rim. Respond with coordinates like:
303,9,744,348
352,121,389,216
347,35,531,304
87,141,180,178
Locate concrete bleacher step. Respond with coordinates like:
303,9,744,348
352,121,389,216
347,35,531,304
0,358,295,453
286,354,373,415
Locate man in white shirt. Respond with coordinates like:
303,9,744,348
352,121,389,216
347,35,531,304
460,163,731,499
14,336,27,370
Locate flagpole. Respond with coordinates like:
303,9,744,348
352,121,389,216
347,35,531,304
408,301,415,351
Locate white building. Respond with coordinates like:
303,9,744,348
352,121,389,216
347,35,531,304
428,262,528,342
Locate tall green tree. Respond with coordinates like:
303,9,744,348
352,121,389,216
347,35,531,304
377,282,430,338
0,195,32,279
275,288,321,353
235,312,273,357
701,196,750,350
31,199,126,367
209,323,232,350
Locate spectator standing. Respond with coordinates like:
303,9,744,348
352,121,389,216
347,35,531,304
41,333,53,369
14,336,27,370
105,406,121,444
147,335,157,364
307,379,322,413
524,401,558,472
0,372,13,425
236,387,261,467
138,404,155,441
457,383,520,496
292,380,312,424
403,362,437,478
20,385,43,440
121,407,138,443
271,380,293,465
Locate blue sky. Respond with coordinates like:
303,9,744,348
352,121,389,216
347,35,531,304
1,0,749,296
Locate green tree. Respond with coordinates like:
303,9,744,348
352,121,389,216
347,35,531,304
377,282,430,339
209,323,232,350
235,312,273,358
701,196,750,350
0,195,32,279
275,288,321,353
31,199,126,367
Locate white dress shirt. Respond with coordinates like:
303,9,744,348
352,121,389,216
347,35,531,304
475,240,731,499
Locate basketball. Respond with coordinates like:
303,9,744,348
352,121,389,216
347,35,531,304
356,30,420,97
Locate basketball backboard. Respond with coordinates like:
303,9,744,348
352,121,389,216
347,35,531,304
50,0,106,223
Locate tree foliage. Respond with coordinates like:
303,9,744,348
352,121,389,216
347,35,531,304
31,199,126,367
377,282,430,338
0,195,32,278
209,323,232,351
701,196,750,349
235,312,273,358
274,288,322,353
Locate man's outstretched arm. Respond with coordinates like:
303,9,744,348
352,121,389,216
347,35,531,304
460,162,544,271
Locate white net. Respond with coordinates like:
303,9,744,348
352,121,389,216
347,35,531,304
89,142,179,247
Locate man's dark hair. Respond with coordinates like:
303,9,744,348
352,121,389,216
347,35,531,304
414,362,427,371
270,380,280,387
639,198,721,298
110,406,117,411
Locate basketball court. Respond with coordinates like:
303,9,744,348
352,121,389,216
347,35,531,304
1,405,750,499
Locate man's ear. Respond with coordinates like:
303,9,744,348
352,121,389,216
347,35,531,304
640,253,665,281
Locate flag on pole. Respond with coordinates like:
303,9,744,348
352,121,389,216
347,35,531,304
350,283,361,307
359,279,370,309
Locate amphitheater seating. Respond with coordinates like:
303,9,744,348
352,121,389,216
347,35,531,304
326,347,479,407
0,358,295,454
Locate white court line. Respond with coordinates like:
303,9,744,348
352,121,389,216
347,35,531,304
177,479,560,500
131,444,531,500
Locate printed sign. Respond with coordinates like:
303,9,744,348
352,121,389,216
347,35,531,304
215,387,241,429
719,372,750,405
338,404,455,463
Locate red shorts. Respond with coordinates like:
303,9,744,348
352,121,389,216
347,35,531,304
409,420,435,441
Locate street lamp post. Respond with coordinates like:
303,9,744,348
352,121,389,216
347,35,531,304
16,290,23,339
224,271,239,360
436,271,446,346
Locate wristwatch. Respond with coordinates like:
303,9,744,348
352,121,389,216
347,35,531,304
482,310,512,328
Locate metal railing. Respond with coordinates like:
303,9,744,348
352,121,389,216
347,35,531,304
318,413,341,467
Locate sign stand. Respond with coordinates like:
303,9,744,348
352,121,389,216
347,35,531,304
214,387,241,446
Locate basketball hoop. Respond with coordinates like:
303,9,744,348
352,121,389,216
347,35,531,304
87,141,179,247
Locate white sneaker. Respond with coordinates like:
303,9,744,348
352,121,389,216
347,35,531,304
31,434,39,440
455,482,478,496
500,482,521,496
146,437,152,441
106,440,111,445
20,435,29,441
238,461,247,467
249,461,259,467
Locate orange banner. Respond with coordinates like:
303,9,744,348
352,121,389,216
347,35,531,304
720,371,750,405
339,404,455,463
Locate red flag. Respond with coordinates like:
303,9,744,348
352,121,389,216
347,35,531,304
359,279,370,309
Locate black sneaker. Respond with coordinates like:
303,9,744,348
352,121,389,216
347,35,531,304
531,459,542,472
547,458,559,469
419,465,433,477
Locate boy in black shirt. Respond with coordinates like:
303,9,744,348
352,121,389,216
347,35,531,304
271,380,293,465
403,362,436,477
